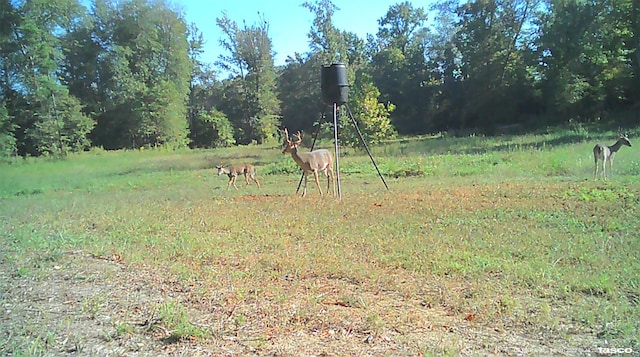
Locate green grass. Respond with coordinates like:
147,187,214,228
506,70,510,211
1,127,639,354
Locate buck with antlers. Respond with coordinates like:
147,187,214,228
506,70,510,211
216,164,261,190
282,128,335,197
593,134,632,180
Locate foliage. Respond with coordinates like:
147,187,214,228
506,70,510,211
0,0,639,157
536,0,636,120
0,102,17,159
1,0,94,157
27,87,94,156
339,72,396,148
278,54,324,133
303,0,348,64
216,13,281,144
370,2,431,134
432,0,541,131
188,108,235,148
263,156,302,175
85,0,191,149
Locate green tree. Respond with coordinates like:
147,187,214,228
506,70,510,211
429,0,540,132
537,0,638,121
57,2,100,121
369,2,430,134
90,0,190,149
340,72,396,148
423,1,463,131
303,0,348,65
0,101,17,158
26,84,94,156
377,1,428,55
632,0,640,105
3,0,94,156
0,0,18,158
279,53,325,133
216,12,280,144
186,24,235,148
189,107,235,148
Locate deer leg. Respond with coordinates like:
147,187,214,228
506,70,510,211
231,175,239,190
324,169,329,194
301,172,308,197
609,157,614,178
246,171,259,187
313,170,323,196
602,160,607,181
330,169,335,196
593,155,598,180
325,168,334,196
244,173,251,186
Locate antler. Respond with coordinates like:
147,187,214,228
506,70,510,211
617,127,628,138
293,131,303,144
283,128,291,144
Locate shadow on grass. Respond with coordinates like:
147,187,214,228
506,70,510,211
422,132,588,155
108,153,266,177
488,133,587,153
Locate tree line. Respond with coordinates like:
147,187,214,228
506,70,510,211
1,0,638,158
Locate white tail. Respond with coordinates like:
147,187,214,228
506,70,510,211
593,134,632,180
282,128,335,197
216,164,261,190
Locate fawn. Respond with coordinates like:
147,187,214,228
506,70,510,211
216,164,261,189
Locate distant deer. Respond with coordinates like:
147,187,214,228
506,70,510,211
282,128,335,197
593,134,632,180
216,164,261,190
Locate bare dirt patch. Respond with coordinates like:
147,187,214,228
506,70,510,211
1,249,602,356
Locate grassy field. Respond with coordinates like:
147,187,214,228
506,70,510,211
1,127,639,356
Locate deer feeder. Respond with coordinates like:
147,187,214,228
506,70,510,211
321,63,349,105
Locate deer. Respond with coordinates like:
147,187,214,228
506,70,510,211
593,134,632,181
282,128,335,197
216,164,261,190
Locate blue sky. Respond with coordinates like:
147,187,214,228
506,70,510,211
179,0,434,69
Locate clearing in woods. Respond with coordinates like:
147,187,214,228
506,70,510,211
1,135,639,356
